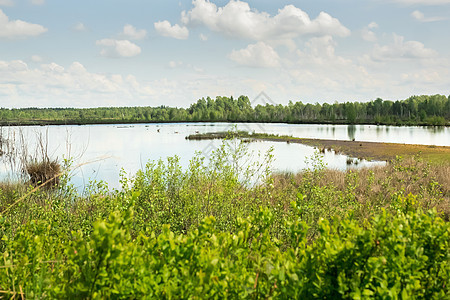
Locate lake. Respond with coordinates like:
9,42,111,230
1,123,448,190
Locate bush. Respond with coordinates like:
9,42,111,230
0,145,448,298
0,204,448,298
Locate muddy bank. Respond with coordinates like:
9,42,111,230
187,132,450,164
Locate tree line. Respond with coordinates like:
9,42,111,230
1,94,449,126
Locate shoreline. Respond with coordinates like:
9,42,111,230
0,119,449,128
187,131,450,164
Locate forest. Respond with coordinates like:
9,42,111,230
1,94,449,126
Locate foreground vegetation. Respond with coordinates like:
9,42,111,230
0,140,449,298
1,94,449,126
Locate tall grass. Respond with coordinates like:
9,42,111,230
273,154,449,222
0,127,63,188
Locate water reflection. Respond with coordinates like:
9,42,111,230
347,125,356,141
428,126,445,134
376,125,382,138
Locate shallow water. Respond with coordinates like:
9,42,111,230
1,122,447,190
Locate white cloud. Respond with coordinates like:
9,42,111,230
96,39,141,58
296,35,352,66
2,60,28,71
1,55,448,109
304,36,337,60
361,22,379,43
283,36,381,100
168,61,204,72
73,22,87,31
199,33,208,41
41,62,64,73
229,42,280,68
181,0,350,41
411,10,445,22
0,9,47,38
154,20,189,40
68,61,86,74
0,0,13,6
30,0,44,5
0,60,158,107
411,10,425,19
169,61,181,68
31,55,43,62
401,69,443,84
362,28,377,42
371,34,438,61
368,22,379,29
121,24,147,40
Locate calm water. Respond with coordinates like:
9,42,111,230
1,123,448,190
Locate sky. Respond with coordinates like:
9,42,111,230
0,0,449,108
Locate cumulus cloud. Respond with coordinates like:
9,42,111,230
73,22,87,31
368,22,379,29
229,42,280,68
168,61,204,72
0,60,158,107
371,34,438,61
401,69,443,84
96,39,141,58
154,20,189,39
296,35,352,67
0,9,47,38
180,0,350,41
361,22,378,42
68,61,87,74
362,28,377,42
281,35,384,100
304,36,337,60
121,24,147,40
411,10,445,22
411,10,425,19
1,59,28,71
41,62,64,73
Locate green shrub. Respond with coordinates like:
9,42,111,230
1,202,448,298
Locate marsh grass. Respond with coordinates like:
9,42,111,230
273,155,450,222
24,159,61,188
0,127,62,189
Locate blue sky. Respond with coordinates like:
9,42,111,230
0,0,449,108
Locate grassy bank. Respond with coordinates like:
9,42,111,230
0,141,449,298
187,131,450,165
